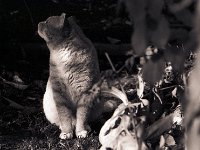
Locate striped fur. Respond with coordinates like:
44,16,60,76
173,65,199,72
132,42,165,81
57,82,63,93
38,13,100,139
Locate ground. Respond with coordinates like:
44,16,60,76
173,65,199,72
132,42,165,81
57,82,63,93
0,0,196,149
0,76,102,149
0,62,187,149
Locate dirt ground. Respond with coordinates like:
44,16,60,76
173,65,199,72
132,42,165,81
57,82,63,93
0,75,103,150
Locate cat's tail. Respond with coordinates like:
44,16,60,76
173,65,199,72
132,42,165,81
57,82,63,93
89,86,129,122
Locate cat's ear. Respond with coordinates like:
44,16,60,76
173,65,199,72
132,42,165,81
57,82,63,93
60,13,66,26
62,14,70,27
61,13,71,36
60,13,66,20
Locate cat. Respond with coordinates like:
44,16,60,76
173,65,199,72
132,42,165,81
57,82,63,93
38,13,101,139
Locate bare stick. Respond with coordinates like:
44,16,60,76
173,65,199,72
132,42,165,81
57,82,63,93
105,52,127,100
2,96,25,110
23,0,34,26
0,76,29,90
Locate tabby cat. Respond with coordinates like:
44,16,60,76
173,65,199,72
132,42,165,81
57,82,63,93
38,13,101,139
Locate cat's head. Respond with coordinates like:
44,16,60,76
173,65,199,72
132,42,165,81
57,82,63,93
38,13,71,44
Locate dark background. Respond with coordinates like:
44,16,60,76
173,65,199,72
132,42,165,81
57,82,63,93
0,0,133,79
0,0,193,79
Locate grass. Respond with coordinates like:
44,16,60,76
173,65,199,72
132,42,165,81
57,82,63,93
0,79,102,150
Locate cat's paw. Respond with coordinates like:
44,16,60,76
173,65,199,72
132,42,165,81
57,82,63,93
76,130,88,138
76,126,91,138
59,132,73,139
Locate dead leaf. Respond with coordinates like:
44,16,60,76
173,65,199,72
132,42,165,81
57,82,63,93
173,106,183,125
13,74,24,83
123,0,148,56
117,135,138,150
164,134,176,146
137,74,145,98
169,0,193,12
159,135,165,148
143,56,165,85
144,114,174,140
99,102,146,149
101,86,129,105
147,0,164,20
172,87,177,98
150,18,170,49
125,56,135,71
186,117,200,150
140,99,149,107
164,45,186,72
107,36,121,44
131,23,147,56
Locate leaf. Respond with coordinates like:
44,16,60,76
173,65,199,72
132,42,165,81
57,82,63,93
163,63,174,83
173,9,194,27
137,75,145,98
169,0,193,12
142,56,165,85
144,114,174,140
2,96,25,110
51,0,60,3
150,18,170,49
159,135,165,148
172,87,177,98
147,0,164,20
140,99,149,107
131,23,147,56
185,1,200,127
152,87,162,104
164,134,176,146
164,45,186,72
186,117,200,150
99,114,131,148
13,74,24,83
123,0,148,56
117,135,139,150
99,146,113,150
173,106,183,125
125,56,135,71
3,79,29,90
101,86,129,105
185,0,200,130
99,102,144,149
107,36,121,44
123,0,147,22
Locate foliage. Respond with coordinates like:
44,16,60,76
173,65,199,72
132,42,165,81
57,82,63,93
122,0,196,84
1,0,200,149
98,57,185,149
99,0,200,149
